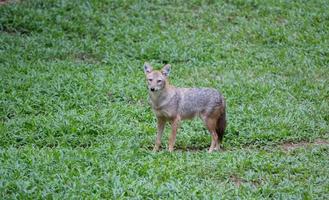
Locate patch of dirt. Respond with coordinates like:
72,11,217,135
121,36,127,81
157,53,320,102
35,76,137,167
230,175,244,187
280,139,329,151
229,175,261,188
74,52,98,64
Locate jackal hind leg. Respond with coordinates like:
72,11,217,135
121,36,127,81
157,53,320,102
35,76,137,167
202,115,219,153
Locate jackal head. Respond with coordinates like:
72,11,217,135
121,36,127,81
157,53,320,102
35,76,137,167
143,62,171,92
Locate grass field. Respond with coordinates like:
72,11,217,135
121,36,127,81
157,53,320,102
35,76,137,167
1,0,329,199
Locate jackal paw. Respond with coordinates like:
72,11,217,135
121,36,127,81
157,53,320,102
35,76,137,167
153,146,160,152
209,147,221,153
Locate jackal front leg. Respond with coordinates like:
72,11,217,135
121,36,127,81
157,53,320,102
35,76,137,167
153,118,166,152
168,116,180,152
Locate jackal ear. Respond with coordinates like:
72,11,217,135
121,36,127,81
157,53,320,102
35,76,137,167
144,62,153,74
161,64,171,77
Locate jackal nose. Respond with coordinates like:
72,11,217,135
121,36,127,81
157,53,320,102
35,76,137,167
150,88,155,92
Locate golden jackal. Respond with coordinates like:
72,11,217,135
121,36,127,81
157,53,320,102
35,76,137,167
143,62,226,153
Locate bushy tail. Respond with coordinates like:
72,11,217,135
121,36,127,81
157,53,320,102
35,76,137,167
216,110,226,143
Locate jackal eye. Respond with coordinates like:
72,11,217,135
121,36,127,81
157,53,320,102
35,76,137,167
157,80,162,83
148,79,153,82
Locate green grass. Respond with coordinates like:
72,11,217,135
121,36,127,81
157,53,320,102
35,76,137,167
1,0,328,198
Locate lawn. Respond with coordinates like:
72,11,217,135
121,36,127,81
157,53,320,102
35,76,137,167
0,0,328,199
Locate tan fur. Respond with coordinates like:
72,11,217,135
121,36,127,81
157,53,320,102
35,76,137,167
144,62,226,153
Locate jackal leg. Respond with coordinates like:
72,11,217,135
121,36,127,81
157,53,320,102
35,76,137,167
153,118,166,152
209,131,219,153
202,116,219,153
168,116,180,152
